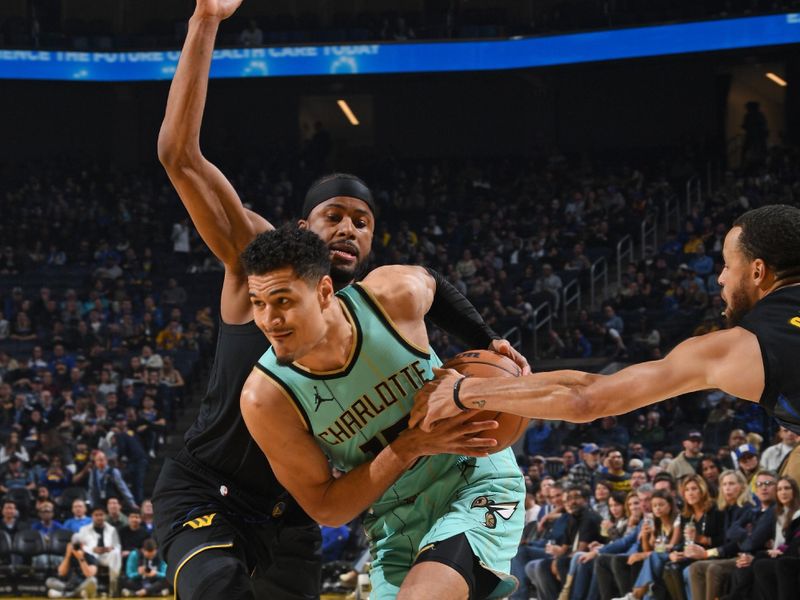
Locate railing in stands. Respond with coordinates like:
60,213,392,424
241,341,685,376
686,175,701,216
502,326,522,351
662,194,680,233
590,256,608,310
616,234,634,289
640,210,658,260
531,301,552,359
562,278,581,327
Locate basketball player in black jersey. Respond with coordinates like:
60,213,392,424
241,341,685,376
414,204,800,438
153,1,529,598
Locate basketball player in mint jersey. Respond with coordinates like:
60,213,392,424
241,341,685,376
414,204,800,437
155,3,528,598
240,227,525,600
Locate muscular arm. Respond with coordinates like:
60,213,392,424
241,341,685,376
411,327,764,429
240,369,498,527
157,1,270,324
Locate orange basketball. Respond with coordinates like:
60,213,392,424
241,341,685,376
442,349,529,452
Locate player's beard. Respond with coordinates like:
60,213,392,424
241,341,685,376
330,259,368,289
723,285,754,327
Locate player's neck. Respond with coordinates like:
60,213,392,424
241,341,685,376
294,299,355,372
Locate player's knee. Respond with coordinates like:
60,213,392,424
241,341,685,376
177,553,254,600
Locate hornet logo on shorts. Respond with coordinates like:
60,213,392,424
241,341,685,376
471,496,518,529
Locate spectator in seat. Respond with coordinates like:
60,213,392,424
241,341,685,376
760,427,798,472
569,442,602,490
600,448,633,494
139,499,154,535
0,499,28,538
63,498,92,533
106,497,128,530
121,537,169,597
535,263,563,312
45,533,98,599
78,507,122,596
667,430,704,480
119,510,148,563
86,451,137,511
0,454,36,494
238,19,263,47
32,499,63,540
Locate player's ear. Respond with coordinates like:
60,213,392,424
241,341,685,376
297,219,309,230
318,275,334,308
752,258,768,286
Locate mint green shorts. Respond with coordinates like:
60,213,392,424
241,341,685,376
362,448,525,599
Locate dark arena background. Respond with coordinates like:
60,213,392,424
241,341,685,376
1,1,799,599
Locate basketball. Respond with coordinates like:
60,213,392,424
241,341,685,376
441,350,530,452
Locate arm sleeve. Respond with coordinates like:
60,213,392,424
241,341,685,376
425,268,499,348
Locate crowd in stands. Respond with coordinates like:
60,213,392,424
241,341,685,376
3,0,800,50
0,141,797,596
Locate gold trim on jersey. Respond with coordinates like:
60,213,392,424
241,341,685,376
172,542,234,599
354,283,430,355
254,368,310,431
290,298,360,376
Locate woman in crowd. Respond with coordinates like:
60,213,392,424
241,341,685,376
686,469,753,600
0,431,30,464
602,491,630,542
751,476,800,600
700,457,722,498
593,480,612,520
663,475,724,600
611,489,678,600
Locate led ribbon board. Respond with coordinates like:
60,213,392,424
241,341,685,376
1,13,798,81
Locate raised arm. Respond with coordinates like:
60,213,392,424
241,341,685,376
157,0,270,323
411,326,764,430
240,369,499,527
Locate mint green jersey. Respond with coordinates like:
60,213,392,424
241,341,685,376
255,283,524,598
255,283,452,501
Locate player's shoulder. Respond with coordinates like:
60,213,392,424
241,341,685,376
360,265,433,319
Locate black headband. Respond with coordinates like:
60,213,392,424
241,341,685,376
302,176,375,219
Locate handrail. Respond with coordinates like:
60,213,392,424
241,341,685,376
616,234,634,289
662,194,680,232
685,175,701,216
501,326,522,351
590,256,608,309
531,301,552,359
562,278,581,327
640,210,658,260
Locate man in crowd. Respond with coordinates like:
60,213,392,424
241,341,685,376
78,507,122,596
45,534,98,599
667,430,704,480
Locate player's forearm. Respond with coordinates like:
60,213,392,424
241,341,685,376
425,268,498,348
312,440,418,527
457,371,602,422
157,14,220,165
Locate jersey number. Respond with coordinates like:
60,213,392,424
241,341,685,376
359,416,409,458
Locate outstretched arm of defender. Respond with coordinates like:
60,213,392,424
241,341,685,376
241,369,500,527
157,2,270,322
411,326,765,430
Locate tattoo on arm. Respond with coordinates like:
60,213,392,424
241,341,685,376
472,400,486,408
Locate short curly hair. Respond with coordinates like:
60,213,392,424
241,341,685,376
733,204,800,280
240,225,330,282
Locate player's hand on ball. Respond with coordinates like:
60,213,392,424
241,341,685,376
402,408,497,458
194,0,244,21
410,367,464,432
489,339,531,375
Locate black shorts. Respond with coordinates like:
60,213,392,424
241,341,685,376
153,450,321,600
415,533,500,600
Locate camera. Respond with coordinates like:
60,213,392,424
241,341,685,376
71,542,82,551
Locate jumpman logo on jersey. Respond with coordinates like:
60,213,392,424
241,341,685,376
313,386,335,412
